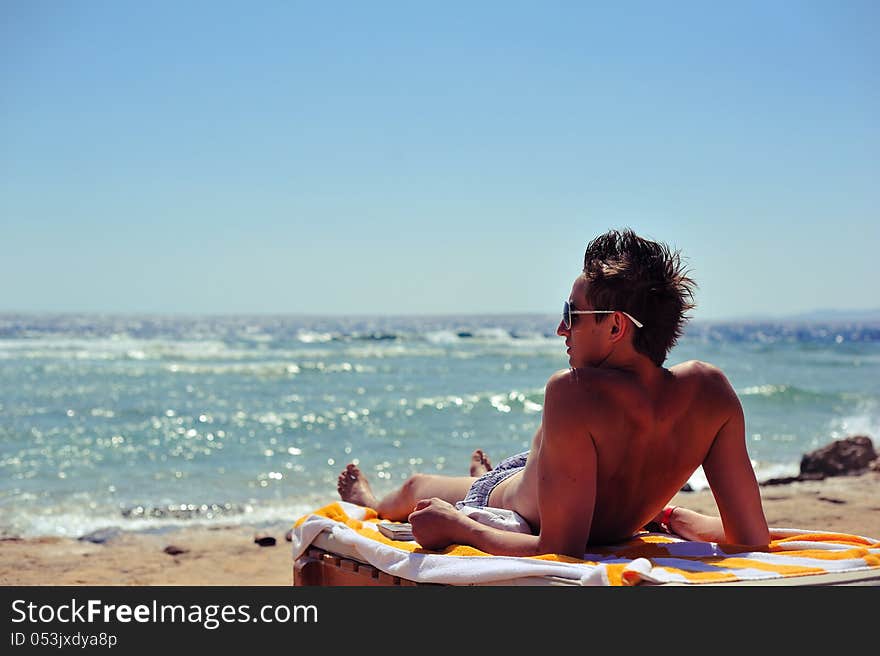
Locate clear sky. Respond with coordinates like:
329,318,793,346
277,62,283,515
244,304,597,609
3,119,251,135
2,1,877,320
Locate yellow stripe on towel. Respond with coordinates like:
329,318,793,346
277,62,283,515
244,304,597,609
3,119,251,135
771,547,878,562
295,502,378,528
674,557,827,580
774,532,879,548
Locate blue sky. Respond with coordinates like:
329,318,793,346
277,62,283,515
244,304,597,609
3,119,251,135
2,1,877,320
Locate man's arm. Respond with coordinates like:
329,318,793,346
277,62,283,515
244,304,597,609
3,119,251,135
531,369,597,557
701,371,770,546
407,498,541,555
408,370,596,558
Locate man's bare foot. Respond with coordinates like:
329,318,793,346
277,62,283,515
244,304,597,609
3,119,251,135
337,464,379,508
469,449,493,476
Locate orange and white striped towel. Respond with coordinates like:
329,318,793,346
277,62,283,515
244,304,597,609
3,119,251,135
291,501,880,586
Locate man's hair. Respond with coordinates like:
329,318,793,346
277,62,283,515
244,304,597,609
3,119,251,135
582,228,696,366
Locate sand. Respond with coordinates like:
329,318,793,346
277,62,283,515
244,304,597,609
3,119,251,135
1,471,878,586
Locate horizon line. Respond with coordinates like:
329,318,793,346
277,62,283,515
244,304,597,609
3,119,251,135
2,308,880,323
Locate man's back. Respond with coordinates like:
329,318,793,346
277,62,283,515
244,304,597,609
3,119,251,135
492,359,757,544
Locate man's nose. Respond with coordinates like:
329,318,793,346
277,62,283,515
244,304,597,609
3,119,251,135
556,320,569,337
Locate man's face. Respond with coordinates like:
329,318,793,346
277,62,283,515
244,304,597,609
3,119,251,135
556,275,612,368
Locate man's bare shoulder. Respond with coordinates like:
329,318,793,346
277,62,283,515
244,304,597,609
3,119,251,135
543,367,615,410
542,369,610,437
545,368,584,394
669,360,739,405
545,366,612,390
670,359,728,381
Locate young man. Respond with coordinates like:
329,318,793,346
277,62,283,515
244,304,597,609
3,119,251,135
338,229,770,558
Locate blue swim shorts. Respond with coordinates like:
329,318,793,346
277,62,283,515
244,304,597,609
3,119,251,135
455,450,529,509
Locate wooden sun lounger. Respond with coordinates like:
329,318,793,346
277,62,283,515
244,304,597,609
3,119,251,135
294,546,436,586
292,531,880,587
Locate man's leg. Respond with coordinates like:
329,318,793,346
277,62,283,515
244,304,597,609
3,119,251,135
338,465,477,521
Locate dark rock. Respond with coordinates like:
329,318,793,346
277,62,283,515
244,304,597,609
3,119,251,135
78,528,121,544
761,475,805,486
800,435,876,477
679,483,693,492
163,545,187,555
797,471,827,481
254,533,276,547
284,529,293,542
761,435,876,486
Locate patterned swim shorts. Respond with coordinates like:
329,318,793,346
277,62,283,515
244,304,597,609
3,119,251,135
455,450,529,509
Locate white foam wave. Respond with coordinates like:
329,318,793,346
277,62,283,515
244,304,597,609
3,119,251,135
739,384,791,397
0,337,232,361
2,499,323,539
424,330,461,344
827,406,880,441
752,461,801,483
342,344,447,359
685,466,710,491
686,461,804,491
412,389,545,414
164,361,377,376
474,328,514,341
297,330,334,344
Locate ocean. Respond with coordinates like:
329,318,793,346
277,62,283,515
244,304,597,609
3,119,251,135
1,313,878,538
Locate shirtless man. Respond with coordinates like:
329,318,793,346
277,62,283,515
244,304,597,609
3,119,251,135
338,229,770,558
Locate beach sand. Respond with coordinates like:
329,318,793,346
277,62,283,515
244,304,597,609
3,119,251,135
1,472,878,586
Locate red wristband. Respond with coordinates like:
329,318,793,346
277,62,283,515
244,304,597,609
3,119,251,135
660,506,677,534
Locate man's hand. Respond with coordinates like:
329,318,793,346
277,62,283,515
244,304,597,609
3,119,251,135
410,497,544,556
408,498,469,550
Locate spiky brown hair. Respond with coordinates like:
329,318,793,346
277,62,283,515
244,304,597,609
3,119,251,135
582,229,697,366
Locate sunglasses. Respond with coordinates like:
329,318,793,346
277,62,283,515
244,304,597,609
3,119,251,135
562,300,645,330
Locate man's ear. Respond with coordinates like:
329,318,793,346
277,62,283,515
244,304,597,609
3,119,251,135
609,314,627,342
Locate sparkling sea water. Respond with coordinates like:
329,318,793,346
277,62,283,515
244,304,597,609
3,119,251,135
1,314,878,538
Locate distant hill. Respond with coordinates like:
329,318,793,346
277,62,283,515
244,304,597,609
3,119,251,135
703,308,880,323
782,308,880,323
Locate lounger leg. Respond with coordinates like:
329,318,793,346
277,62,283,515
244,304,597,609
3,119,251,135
293,555,324,586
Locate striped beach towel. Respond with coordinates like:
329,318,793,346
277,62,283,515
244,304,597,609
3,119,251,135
291,501,880,586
